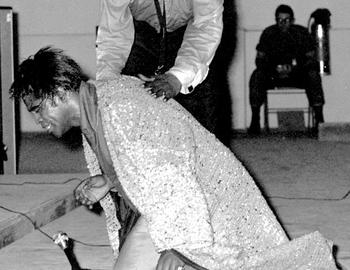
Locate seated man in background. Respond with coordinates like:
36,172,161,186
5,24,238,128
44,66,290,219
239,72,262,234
248,4,325,135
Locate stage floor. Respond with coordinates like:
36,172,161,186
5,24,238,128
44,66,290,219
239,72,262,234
0,133,349,269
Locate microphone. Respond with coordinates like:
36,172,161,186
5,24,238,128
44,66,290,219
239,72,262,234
53,231,90,270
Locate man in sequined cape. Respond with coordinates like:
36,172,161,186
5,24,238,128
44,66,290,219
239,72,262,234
10,47,338,270
86,77,338,270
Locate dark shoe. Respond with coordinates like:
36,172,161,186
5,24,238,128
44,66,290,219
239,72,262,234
248,106,261,135
310,125,318,138
313,106,325,124
248,122,261,135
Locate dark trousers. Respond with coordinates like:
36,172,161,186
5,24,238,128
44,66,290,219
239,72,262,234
249,67,325,109
122,21,219,135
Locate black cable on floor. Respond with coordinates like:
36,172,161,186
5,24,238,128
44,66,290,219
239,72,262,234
0,177,83,186
0,204,109,248
269,189,350,201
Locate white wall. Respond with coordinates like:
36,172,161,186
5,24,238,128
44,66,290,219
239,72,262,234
1,0,350,131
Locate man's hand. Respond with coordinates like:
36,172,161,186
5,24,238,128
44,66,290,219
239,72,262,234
144,73,181,100
156,251,186,270
276,64,292,79
74,175,111,207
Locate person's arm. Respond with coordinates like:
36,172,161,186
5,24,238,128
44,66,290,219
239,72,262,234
254,28,273,71
168,0,224,94
255,50,270,70
304,50,318,70
96,0,134,80
301,28,319,70
81,135,121,256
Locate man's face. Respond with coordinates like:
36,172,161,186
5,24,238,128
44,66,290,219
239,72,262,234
276,12,294,32
23,92,73,138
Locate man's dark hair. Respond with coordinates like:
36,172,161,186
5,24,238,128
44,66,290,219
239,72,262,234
10,46,88,100
275,4,294,19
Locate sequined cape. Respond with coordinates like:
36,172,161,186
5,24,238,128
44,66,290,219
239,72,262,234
82,76,338,269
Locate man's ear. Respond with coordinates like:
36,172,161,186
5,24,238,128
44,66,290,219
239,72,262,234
51,87,68,106
56,87,68,98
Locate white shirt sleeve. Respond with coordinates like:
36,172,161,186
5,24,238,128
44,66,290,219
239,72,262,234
96,0,134,80
168,0,224,94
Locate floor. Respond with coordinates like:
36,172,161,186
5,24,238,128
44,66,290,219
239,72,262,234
0,131,349,269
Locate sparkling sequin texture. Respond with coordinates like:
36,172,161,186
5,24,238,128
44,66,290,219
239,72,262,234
82,136,120,258
83,76,338,269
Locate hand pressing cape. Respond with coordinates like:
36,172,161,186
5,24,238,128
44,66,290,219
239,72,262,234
142,73,182,100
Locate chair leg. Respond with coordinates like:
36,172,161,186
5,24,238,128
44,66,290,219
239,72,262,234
311,107,315,129
307,106,311,132
264,98,270,133
307,106,315,134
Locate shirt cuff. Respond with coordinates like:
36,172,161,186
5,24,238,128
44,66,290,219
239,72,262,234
167,69,195,95
168,65,208,95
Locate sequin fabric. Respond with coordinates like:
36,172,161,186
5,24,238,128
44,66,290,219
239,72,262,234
84,75,338,269
82,136,120,258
